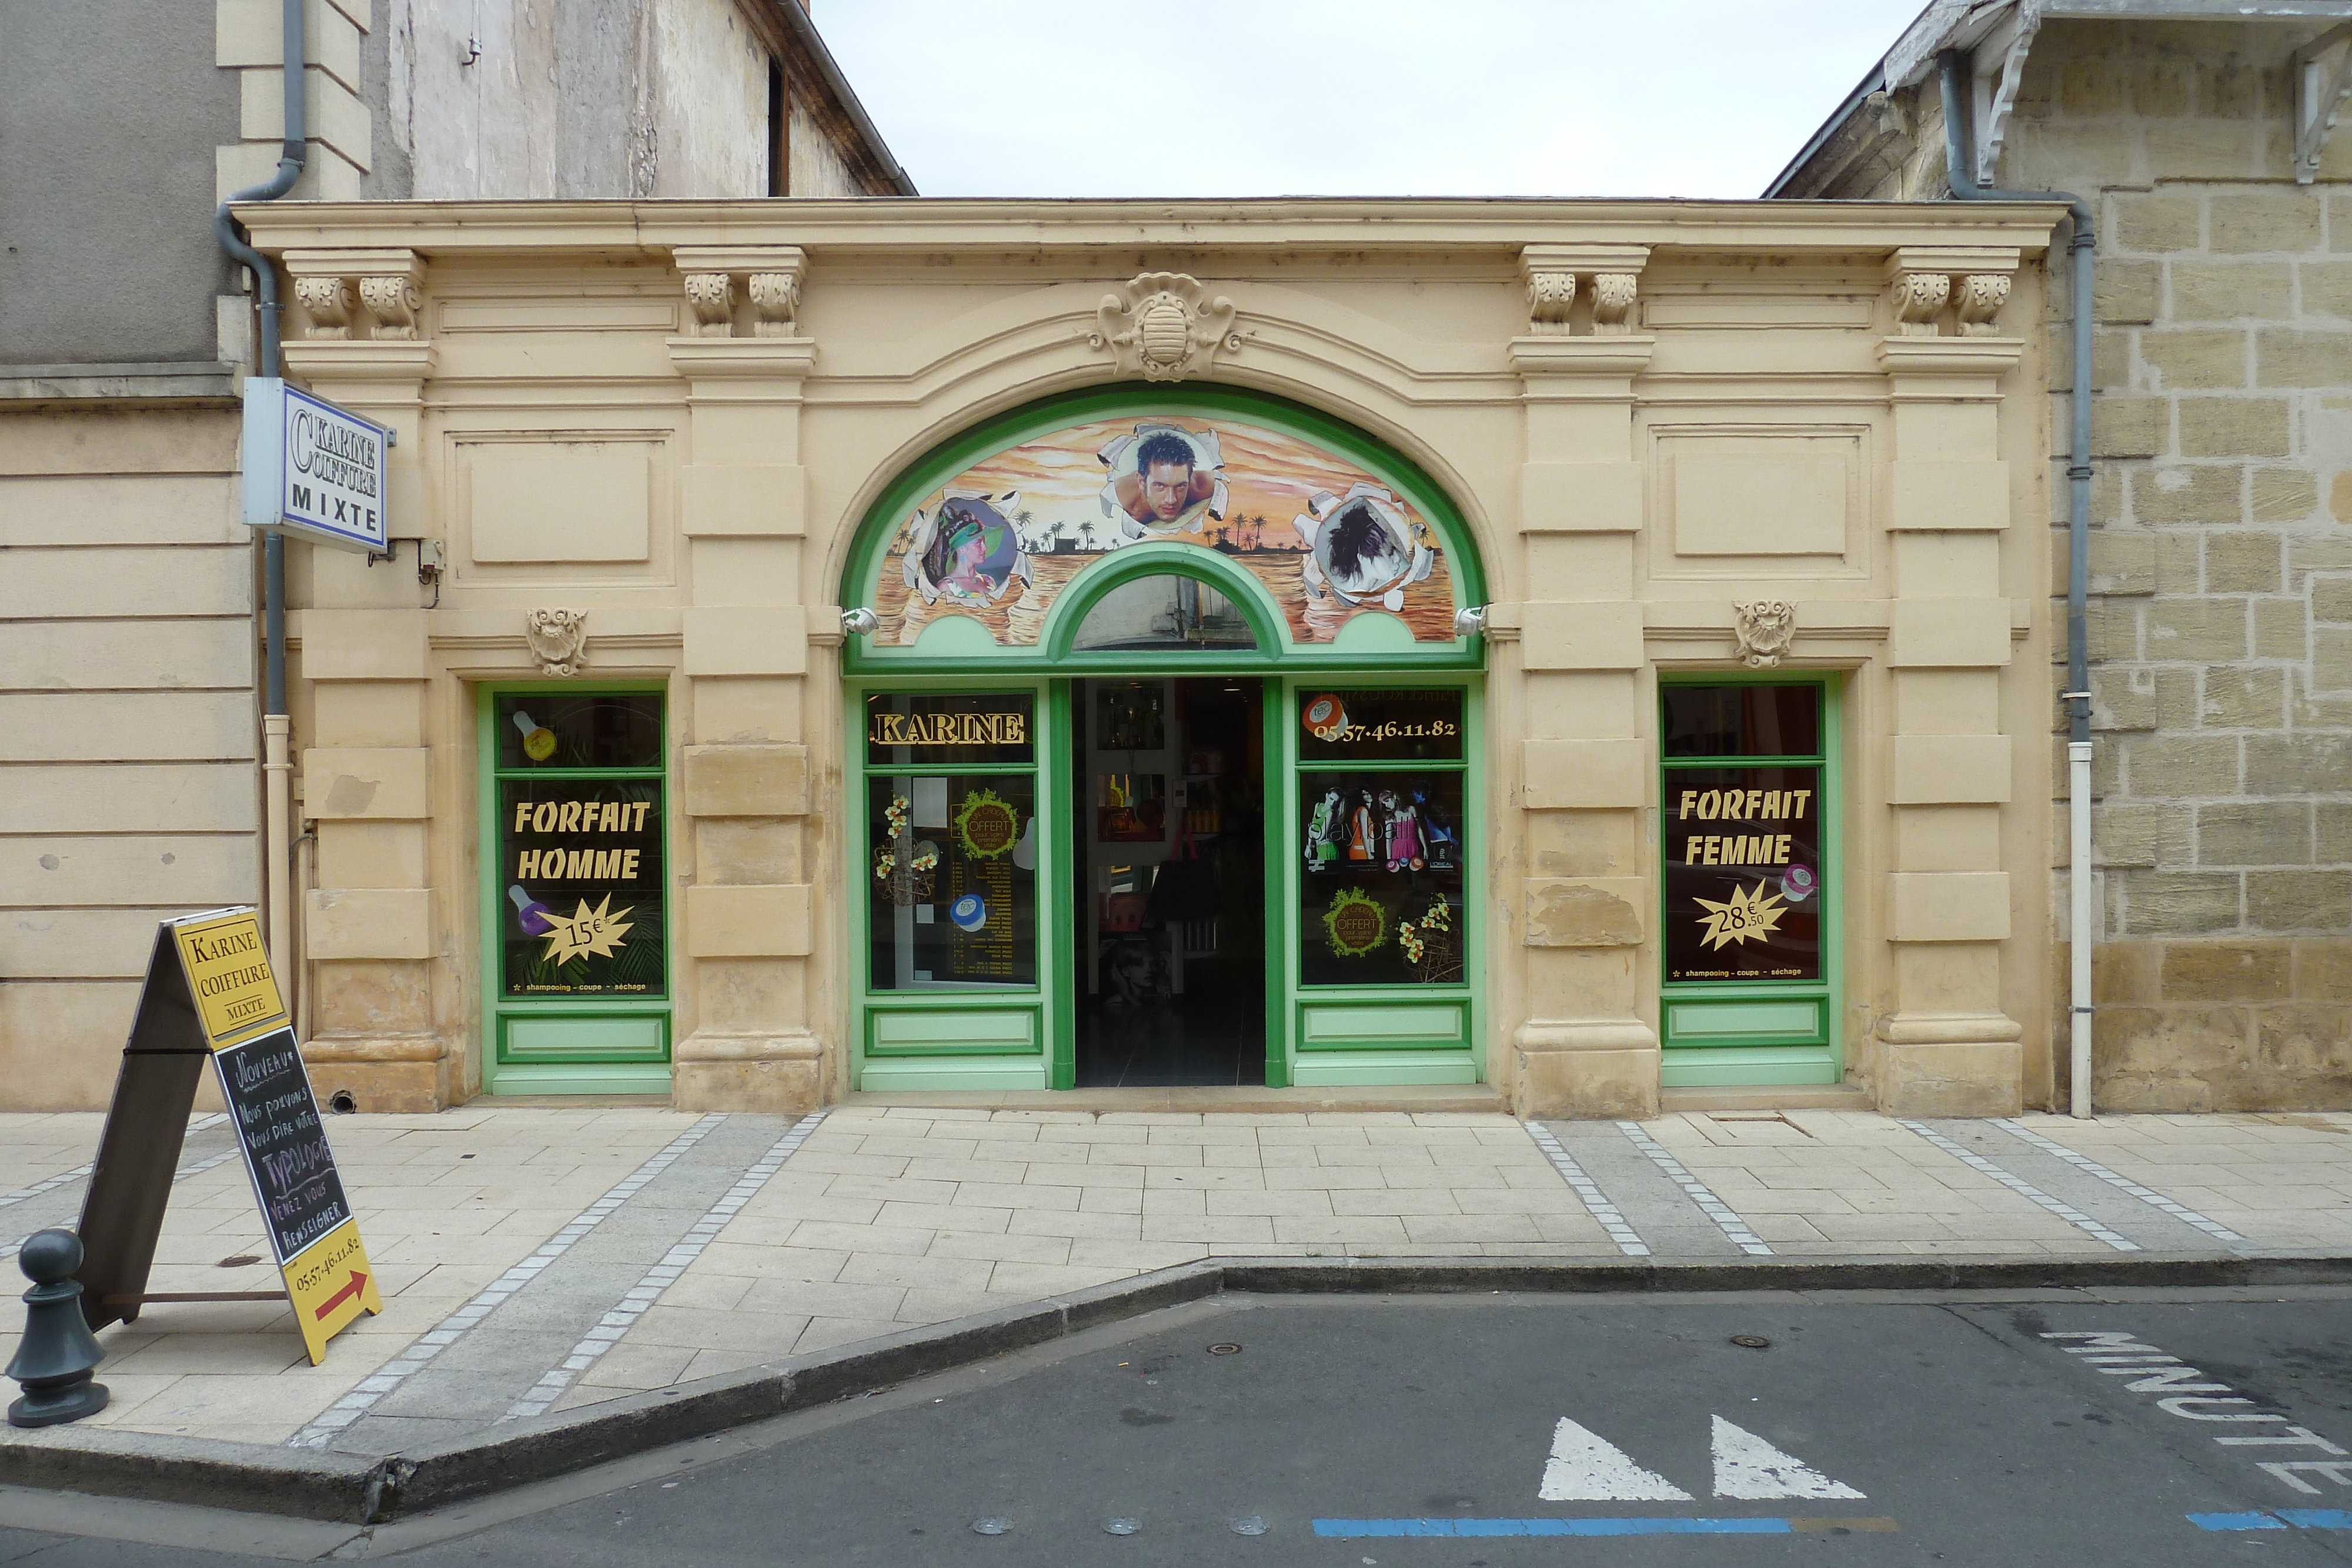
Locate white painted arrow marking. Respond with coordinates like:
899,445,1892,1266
1538,1417,1695,1501
1710,1416,1865,1499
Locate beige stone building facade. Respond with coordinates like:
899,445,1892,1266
126,196,2076,1122
1772,1,2352,1109
0,0,903,1112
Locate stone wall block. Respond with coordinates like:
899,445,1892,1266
1890,871,2011,941
1519,603,1643,673
2082,528,2157,596
1522,878,1645,947
2121,871,2244,937
2206,533,2283,593
2211,193,2323,253
2197,800,2313,865
2297,260,2352,322
683,464,807,537
1890,734,2013,804
2248,870,2352,931
2130,464,2242,525
683,743,810,818
302,747,429,818
2293,938,2352,999
2093,940,2160,1002
2113,192,2203,253
2250,470,2318,523
1890,460,2010,530
2092,397,2163,459
2178,397,2290,459
305,887,435,960
1521,462,1643,532
2247,733,2352,793
2096,259,2159,324
2201,666,2286,728
1521,739,1645,808
2143,596,2248,660
2143,329,2249,390
684,883,813,958
2254,598,2309,659
683,606,810,677
2172,261,2293,322
2257,328,2352,387
292,610,428,681
2123,731,2240,797
1888,599,2012,668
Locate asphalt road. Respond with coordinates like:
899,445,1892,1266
9,1287,2352,1564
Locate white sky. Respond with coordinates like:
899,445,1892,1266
817,1,1930,200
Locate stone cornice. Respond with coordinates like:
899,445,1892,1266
235,198,2070,261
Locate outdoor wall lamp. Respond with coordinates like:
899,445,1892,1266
1452,604,1488,638
841,606,880,636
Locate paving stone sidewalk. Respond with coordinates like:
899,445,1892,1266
2,1102,2347,1455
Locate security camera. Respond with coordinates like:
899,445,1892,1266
841,607,880,636
1452,604,1488,638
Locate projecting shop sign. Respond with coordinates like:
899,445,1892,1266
242,376,391,554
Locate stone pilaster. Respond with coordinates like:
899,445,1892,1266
1508,243,1660,1118
666,245,824,1114
281,250,446,1111
1875,244,2029,1115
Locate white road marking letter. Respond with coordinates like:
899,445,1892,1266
2124,1367,2235,1393
2160,1398,2283,1421
1710,1416,1865,1500
2261,1462,2352,1493
2220,1428,2350,1455
1537,1417,1693,1502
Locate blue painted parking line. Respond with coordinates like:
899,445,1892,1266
2190,1510,2352,1531
1315,1517,1795,1537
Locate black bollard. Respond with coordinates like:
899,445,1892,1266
6,1229,109,1427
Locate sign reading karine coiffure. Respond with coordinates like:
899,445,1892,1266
242,377,392,555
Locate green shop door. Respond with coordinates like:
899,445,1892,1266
1658,680,1840,1088
479,688,673,1095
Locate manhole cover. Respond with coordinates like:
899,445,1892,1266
1208,1342,1243,1356
1730,1334,1772,1349
1104,1517,1141,1536
971,1517,1011,1536
1231,1515,1269,1536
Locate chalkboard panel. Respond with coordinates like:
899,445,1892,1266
213,1028,352,1265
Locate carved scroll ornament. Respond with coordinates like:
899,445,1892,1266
525,608,589,677
1089,273,1241,382
1733,600,1795,669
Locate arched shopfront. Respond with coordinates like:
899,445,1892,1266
840,387,1488,1091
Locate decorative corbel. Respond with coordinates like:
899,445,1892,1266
1525,267,1578,336
524,609,589,678
684,273,735,338
1889,272,1950,336
1590,274,1639,336
1953,273,2011,336
357,275,422,340
749,270,800,337
2294,22,2352,183
1733,600,1795,669
293,276,355,340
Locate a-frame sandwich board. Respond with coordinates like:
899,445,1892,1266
76,907,382,1365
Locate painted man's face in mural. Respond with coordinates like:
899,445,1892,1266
1120,430,1215,526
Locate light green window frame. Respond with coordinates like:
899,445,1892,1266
1656,673,1843,1088
840,384,1490,1092
476,681,675,1097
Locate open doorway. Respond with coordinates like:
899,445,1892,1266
1073,676,1265,1086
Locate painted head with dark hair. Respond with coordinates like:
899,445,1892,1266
1135,432,1198,523
1324,500,1399,587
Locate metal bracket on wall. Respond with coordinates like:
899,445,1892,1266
2295,22,2352,184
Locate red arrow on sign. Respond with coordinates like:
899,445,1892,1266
314,1271,367,1320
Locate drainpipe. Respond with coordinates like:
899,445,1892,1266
214,0,306,987
1939,50,2097,1118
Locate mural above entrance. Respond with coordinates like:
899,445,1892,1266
870,414,1461,647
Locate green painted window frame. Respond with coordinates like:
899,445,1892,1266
848,679,1062,1093
1656,673,1843,1089
1279,677,1482,1087
476,681,674,1096
840,385,1489,1093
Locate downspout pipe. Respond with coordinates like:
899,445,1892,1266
1939,49,2098,1118
213,0,305,981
